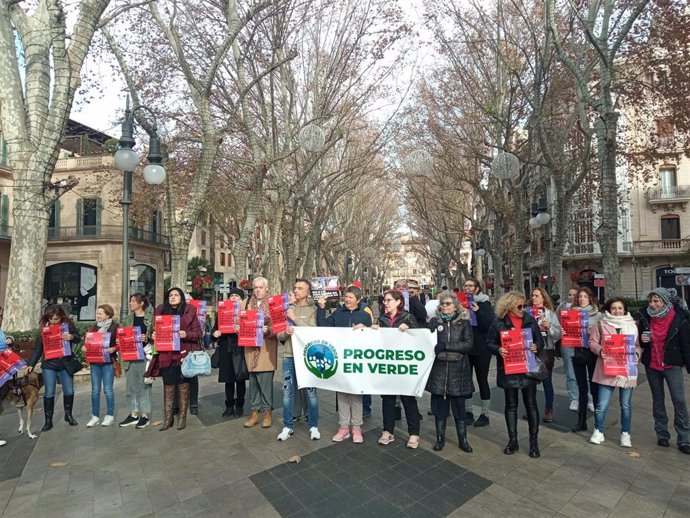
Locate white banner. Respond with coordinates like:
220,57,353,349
291,327,436,397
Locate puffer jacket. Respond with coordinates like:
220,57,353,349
29,322,82,372
425,315,474,397
637,304,690,372
317,301,373,328
377,309,418,329
486,313,545,389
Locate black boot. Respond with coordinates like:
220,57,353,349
464,411,475,425
63,395,78,426
529,432,540,458
222,400,234,418
189,376,199,415
41,397,54,432
455,418,473,453
504,431,519,454
571,408,587,432
433,417,447,451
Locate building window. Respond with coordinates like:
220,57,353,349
48,199,60,238
659,166,677,198
228,254,233,267
201,231,207,246
220,252,225,267
44,263,97,321
656,118,674,148
76,197,101,236
661,215,680,240
201,249,207,260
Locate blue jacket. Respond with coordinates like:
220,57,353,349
317,301,373,328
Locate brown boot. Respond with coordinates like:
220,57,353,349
244,410,259,428
262,410,272,428
160,385,175,431
177,383,190,430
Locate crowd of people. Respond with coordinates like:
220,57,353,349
17,278,690,457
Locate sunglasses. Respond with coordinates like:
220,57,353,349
516,304,525,310
440,301,455,307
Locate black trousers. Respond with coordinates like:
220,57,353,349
430,394,466,421
225,381,247,406
382,395,420,435
468,353,492,400
573,361,599,411
504,384,539,434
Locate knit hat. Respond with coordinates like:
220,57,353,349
228,287,246,299
648,287,671,306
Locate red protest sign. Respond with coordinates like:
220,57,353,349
154,315,181,352
84,332,112,364
239,310,259,347
500,328,528,375
267,294,289,334
117,326,145,361
217,300,239,334
603,334,628,377
41,324,71,359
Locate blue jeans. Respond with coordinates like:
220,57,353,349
645,366,690,446
595,385,632,433
282,357,318,429
90,363,115,417
363,394,372,415
561,346,579,402
43,368,74,398
543,372,554,409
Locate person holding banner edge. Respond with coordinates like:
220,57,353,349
85,304,120,427
372,289,420,448
27,305,82,431
588,298,640,447
118,293,154,429
317,285,373,443
486,291,546,458
637,287,690,454
426,290,474,453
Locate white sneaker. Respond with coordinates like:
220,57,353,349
569,400,579,411
309,427,321,440
589,429,605,444
587,401,595,413
86,416,100,427
101,415,115,426
277,427,294,441
620,432,632,448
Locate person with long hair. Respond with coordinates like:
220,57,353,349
570,287,602,433
372,289,420,448
213,287,249,419
558,288,581,411
27,305,82,431
527,287,561,423
486,291,546,458
317,285,372,444
426,291,474,453
638,288,690,454
85,304,119,427
588,298,640,447
462,278,496,427
153,287,202,431
118,293,154,429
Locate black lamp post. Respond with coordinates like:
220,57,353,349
114,97,166,321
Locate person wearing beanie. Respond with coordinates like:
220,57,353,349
213,287,249,418
638,287,690,454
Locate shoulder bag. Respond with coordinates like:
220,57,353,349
181,350,212,377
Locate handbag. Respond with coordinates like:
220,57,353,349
181,350,212,377
144,354,160,378
63,356,83,376
526,350,550,381
210,348,220,369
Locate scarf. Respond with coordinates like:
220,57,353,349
650,307,675,370
579,304,600,320
440,312,457,322
96,319,112,332
602,311,638,388
474,293,490,303
508,314,522,330
648,302,673,319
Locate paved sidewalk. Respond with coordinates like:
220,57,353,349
1,356,689,517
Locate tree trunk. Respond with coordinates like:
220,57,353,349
267,200,285,291
231,176,265,282
169,222,194,290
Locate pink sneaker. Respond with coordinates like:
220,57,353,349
332,426,350,442
352,426,364,444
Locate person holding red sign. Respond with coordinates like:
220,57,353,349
85,305,119,427
588,298,640,447
426,291,474,453
486,291,545,458
153,287,202,431
638,288,690,454
570,287,602,433
527,288,561,423
27,306,82,431
118,294,154,429
212,287,249,419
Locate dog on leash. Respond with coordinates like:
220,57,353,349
0,371,44,439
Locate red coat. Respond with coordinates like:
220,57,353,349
153,304,202,368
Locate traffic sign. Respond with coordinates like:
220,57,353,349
675,267,690,274
218,288,230,293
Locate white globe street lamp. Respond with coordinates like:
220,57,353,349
299,123,326,152
491,151,520,180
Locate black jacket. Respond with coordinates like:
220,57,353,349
637,304,690,372
317,301,373,328
425,316,474,397
29,322,82,372
469,299,496,357
486,313,545,389
377,310,418,329
409,295,428,327
213,323,249,383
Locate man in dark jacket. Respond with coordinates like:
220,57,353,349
637,287,690,453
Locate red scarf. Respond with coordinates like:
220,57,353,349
508,314,523,330
650,307,675,370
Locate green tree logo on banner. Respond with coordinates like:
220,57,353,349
304,341,338,379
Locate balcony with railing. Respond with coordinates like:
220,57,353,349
647,185,690,213
0,225,11,240
634,239,690,254
54,155,115,171
48,225,169,247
